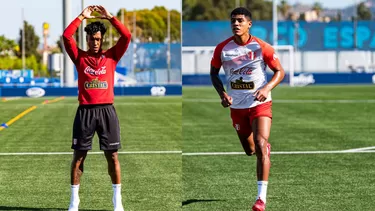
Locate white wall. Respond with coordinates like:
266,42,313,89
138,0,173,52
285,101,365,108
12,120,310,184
182,47,375,74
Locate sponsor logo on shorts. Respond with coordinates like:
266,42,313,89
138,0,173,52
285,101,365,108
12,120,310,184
235,124,240,131
109,142,120,146
230,77,254,90
73,138,77,145
84,78,108,89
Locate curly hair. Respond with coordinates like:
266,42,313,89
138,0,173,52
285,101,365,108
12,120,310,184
230,7,252,20
84,21,107,36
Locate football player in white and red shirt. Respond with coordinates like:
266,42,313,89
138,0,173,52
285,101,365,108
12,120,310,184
210,7,285,211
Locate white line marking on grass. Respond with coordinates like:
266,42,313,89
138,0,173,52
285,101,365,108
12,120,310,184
182,150,375,156
3,148,375,156
183,99,375,103
44,102,181,106
0,150,182,156
1,97,22,102
342,146,375,152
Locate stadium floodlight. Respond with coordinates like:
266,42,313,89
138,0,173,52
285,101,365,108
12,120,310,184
62,0,75,87
273,0,278,47
22,8,25,71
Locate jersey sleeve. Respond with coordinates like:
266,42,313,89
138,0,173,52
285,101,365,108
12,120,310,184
107,17,132,62
62,17,82,63
211,44,223,69
262,43,281,70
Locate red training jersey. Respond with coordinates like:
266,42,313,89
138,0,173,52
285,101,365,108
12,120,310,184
63,17,131,105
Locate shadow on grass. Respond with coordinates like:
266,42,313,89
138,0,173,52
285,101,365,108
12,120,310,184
182,199,226,206
0,207,110,211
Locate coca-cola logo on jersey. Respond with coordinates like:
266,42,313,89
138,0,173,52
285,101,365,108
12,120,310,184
84,66,107,76
230,66,253,75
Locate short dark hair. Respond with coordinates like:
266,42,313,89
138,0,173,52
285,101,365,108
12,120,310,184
230,7,252,20
84,21,107,36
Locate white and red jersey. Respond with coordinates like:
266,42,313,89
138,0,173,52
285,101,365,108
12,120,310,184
211,36,281,109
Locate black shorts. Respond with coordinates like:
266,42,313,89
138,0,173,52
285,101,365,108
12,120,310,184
72,104,121,151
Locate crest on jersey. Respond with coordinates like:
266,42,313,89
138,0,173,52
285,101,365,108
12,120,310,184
248,50,256,60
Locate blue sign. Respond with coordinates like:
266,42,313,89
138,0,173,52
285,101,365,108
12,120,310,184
0,70,33,79
182,21,375,50
182,73,375,85
0,85,182,97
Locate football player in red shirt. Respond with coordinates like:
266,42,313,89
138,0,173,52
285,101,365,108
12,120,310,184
63,5,131,211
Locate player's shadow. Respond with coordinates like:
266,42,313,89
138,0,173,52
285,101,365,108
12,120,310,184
0,207,110,211
182,199,226,206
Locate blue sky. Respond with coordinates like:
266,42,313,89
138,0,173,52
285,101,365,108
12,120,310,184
0,0,181,46
0,0,357,46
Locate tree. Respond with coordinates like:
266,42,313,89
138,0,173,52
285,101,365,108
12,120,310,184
357,2,372,20
336,11,342,21
278,0,291,20
299,13,306,21
17,21,41,61
245,0,273,20
115,7,181,43
312,2,323,17
183,0,273,21
0,35,17,56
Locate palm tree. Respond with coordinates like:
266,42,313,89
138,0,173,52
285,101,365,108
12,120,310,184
357,2,372,20
312,2,323,17
278,0,291,19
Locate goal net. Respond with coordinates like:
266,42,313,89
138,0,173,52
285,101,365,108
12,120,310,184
273,45,295,87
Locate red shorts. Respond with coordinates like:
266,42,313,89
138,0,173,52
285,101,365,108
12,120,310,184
230,101,272,134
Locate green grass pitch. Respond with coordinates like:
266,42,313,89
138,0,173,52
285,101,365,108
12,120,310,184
182,85,375,211
0,96,181,211
1,85,375,211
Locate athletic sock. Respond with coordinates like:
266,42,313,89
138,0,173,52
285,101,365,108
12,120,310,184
69,184,80,210
112,184,124,210
257,181,268,204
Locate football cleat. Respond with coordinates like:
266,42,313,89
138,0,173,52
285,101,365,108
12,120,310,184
252,198,266,211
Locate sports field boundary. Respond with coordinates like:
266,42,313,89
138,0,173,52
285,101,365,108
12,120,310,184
1,147,375,156
182,150,375,156
0,150,183,156
182,146,375,156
